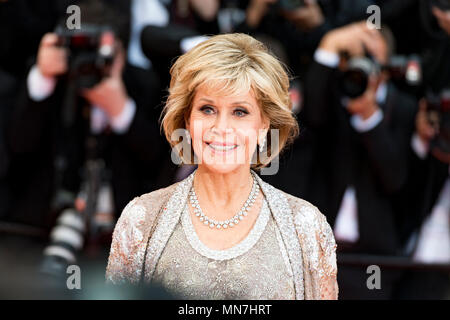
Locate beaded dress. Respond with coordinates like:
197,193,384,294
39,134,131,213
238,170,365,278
152,199,296,299
106,170,338,300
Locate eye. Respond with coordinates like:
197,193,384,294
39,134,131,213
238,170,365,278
199,105,215,115
233,108,249,117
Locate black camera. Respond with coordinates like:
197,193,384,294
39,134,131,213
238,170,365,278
426,89,450,159
340,54,421,99
55,23,116,89
278,0,306,11
386,55,422,86
340,55,380,99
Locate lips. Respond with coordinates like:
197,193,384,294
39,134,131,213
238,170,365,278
206,142,238,152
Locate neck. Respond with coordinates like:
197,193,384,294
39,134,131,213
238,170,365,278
193,165,254,218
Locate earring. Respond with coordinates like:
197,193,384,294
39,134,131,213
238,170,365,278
259,135,266,153
185,129,191,145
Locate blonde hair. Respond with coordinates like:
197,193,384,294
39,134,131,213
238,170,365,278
161,33,299,168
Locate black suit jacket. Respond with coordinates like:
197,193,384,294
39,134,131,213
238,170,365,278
395,147,449,248
302,61,418,255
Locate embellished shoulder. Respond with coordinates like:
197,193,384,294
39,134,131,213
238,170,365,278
282,192,338,300
105,182,179,284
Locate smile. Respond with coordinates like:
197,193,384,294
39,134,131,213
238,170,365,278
206,142,238,152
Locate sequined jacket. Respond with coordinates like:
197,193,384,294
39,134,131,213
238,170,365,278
106,171,338,300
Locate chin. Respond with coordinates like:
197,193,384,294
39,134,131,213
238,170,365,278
196,146,252,175
197,162,245,175
193,139,258,175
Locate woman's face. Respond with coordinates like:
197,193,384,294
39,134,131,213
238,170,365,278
187,84,269,174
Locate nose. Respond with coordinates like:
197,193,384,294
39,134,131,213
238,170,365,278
212,112,233,134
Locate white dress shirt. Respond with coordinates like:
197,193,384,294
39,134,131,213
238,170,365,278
413,176,450,263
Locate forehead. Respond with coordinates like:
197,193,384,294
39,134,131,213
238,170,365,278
193,83,259,106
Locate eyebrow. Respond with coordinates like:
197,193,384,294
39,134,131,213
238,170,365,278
231,101,253,107
198,98,253,107
198,98,214,104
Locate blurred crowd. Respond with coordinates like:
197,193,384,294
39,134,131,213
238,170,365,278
0,0,449,299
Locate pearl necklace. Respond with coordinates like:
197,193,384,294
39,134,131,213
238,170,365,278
189,172,260,229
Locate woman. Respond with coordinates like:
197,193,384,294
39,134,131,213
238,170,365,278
106,33,338,299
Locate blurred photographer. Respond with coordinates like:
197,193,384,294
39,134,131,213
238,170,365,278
6,0,162,261
236,0,373,76
302,22,419,299
392,2,450,299
0,0,74,223
377,0,450,91
393,97,450,299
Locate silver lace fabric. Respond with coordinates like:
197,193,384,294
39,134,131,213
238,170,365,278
152,198,296,300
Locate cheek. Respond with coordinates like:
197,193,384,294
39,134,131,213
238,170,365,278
235,120,264,148
188,114,210,141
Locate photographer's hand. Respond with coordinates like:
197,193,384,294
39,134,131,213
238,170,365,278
416,99,436,144
416,99,450,163
319,22,386,63
82,47,128,119
28,33,67,101
189,0,219,21
411,99,449,162
246,0,277,28
37,33,67,78
432,6,450,36
282,0,324,32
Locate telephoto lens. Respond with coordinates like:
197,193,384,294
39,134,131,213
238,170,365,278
340,57,380,98
39,208,86,277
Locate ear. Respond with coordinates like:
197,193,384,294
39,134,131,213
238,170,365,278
258,118,270,144
262,117,270,135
